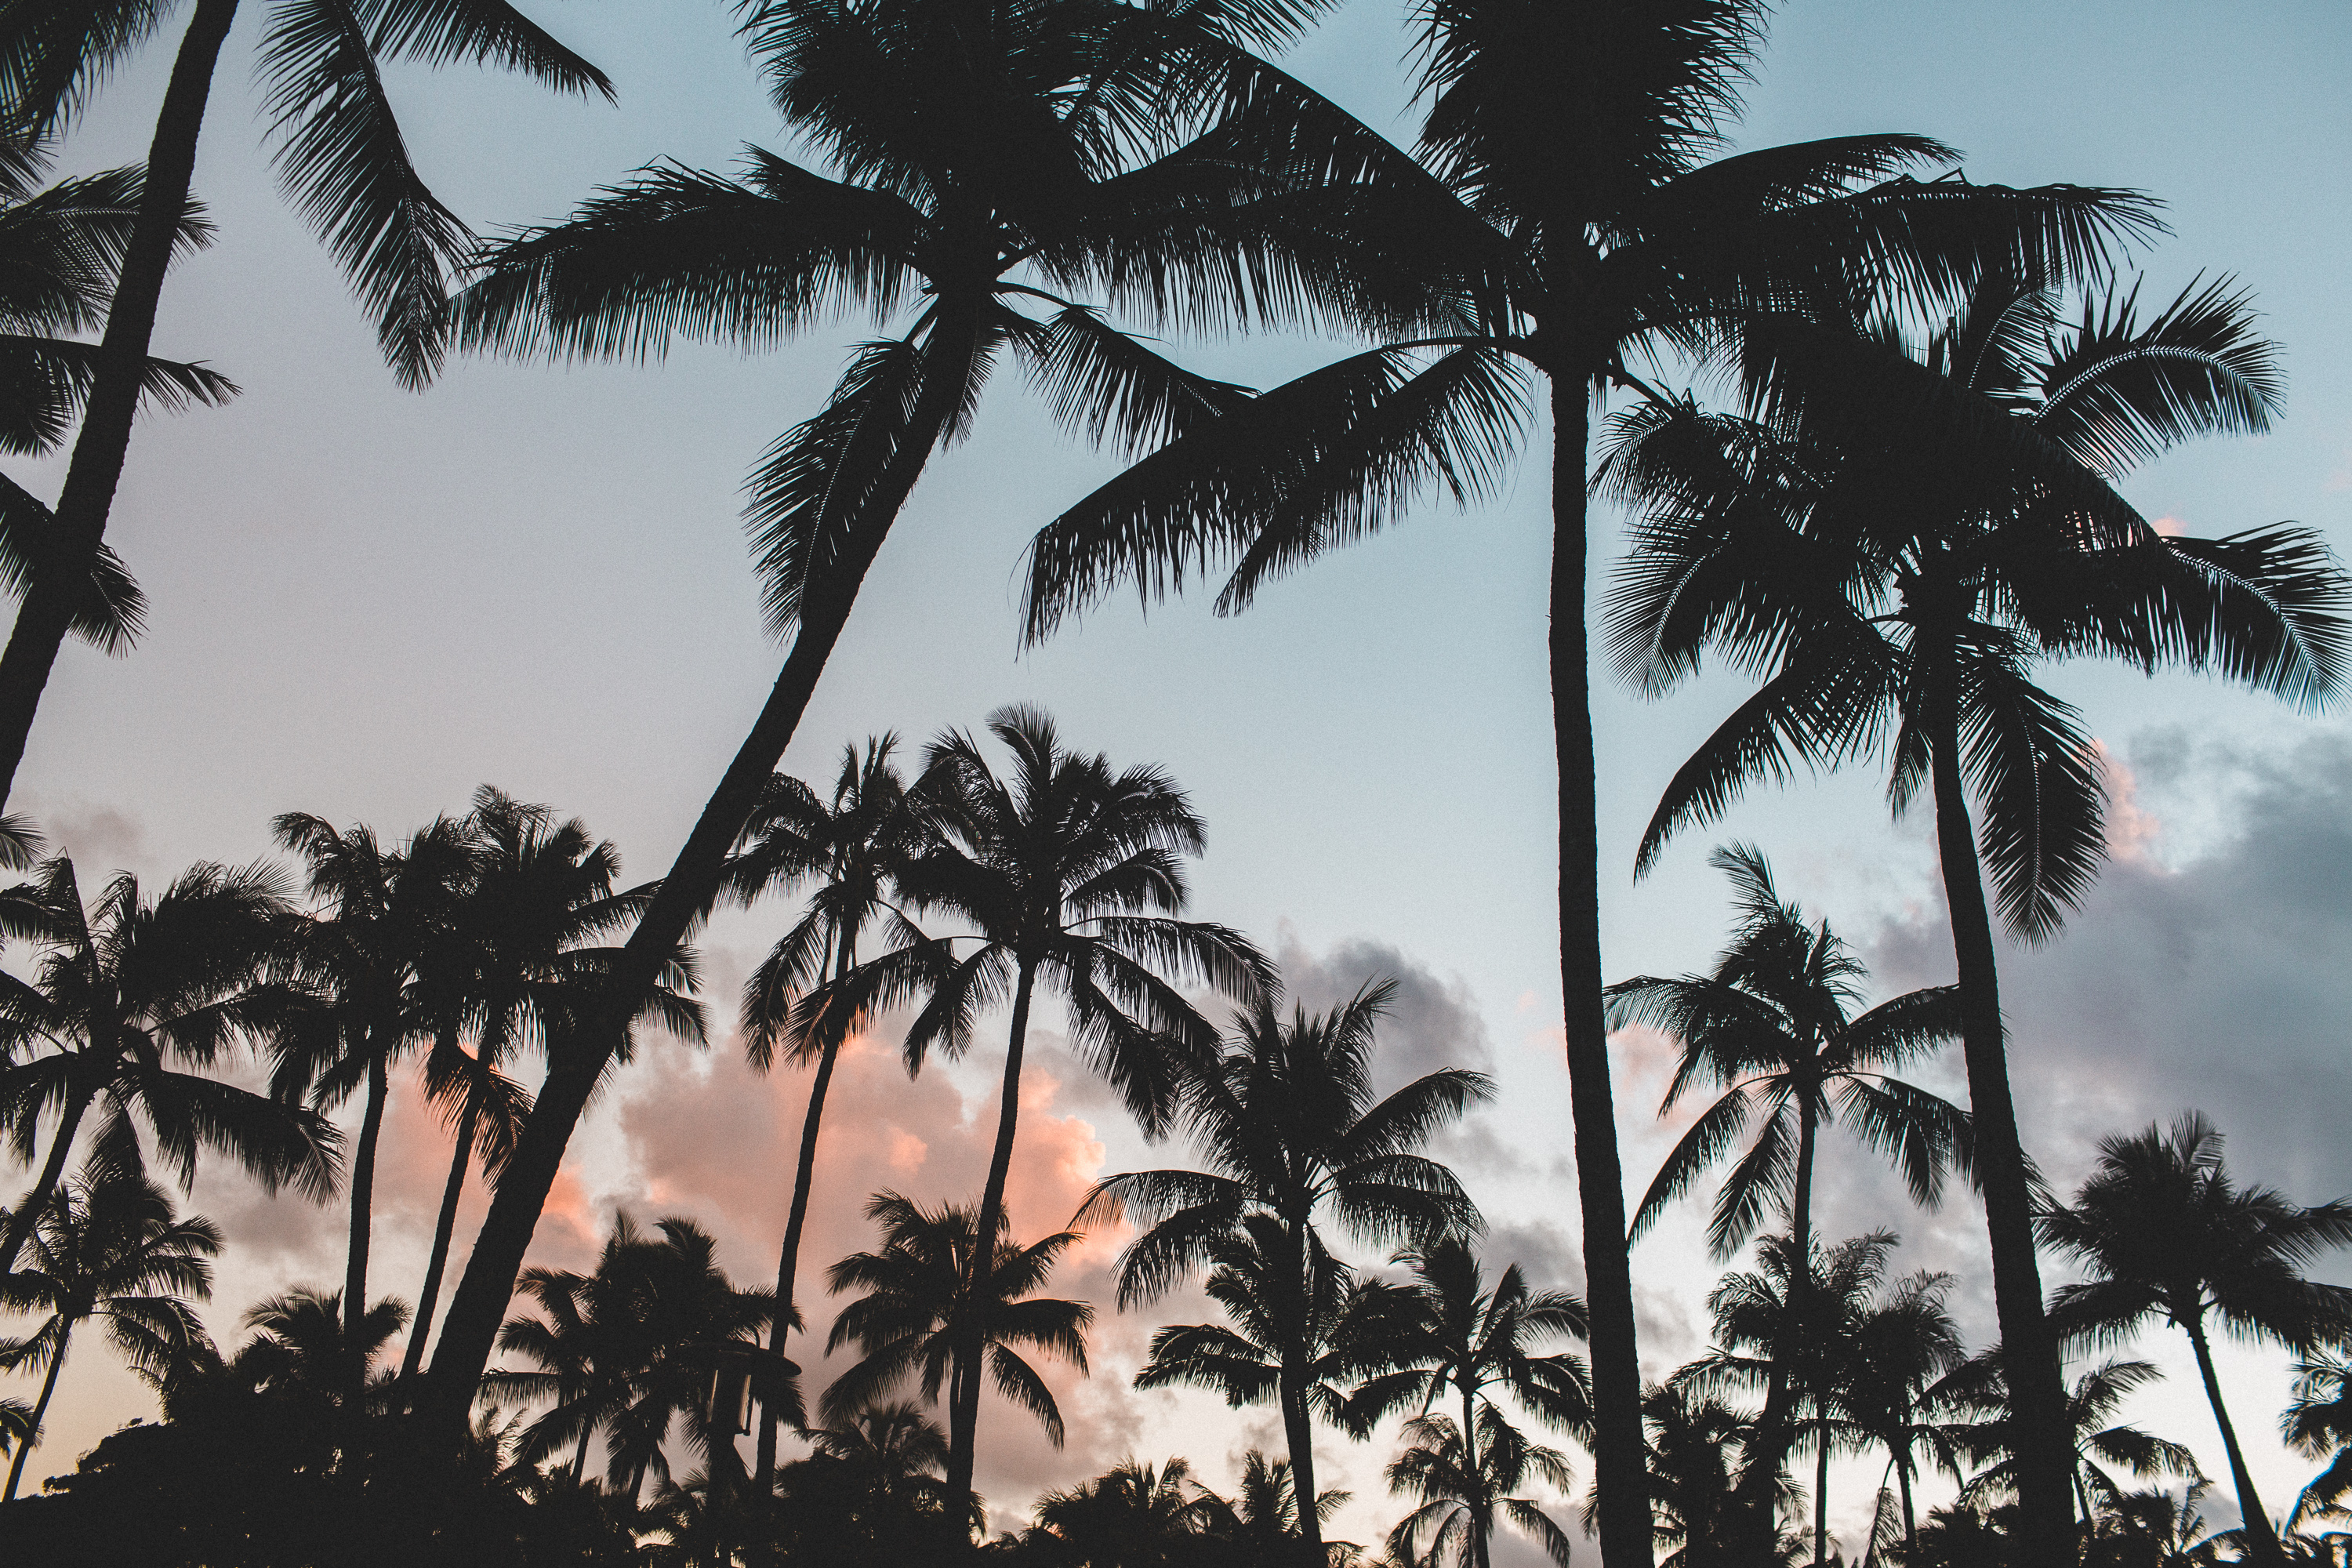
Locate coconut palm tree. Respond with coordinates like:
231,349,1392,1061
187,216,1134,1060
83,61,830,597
1607,844,1968,1261
775,1401,970,1564
418,0,1376,1430
822,706,1265,1498
2040,1113,2352,1566
1611,1381,1801,1568
1388,1409,1578,1568
269,810,475,1352
2285,1352,2352,1530
0,0,615,808
1027,1456,1229,1567
236,1284,409,1416
1838,1269,1968,1563
1020,8,2151,1546
0,1168,217,1497
722,736,925,1485
1210,1449,1353,1567
1949,1355,2201,1528
1344,1236,1590,1568
483,1215,653,1483
824,1189,1091,1511
1601,267,2349,1559
1087,977,1488,1563
0,854,336,1278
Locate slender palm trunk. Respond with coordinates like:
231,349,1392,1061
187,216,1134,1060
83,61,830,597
949,957,1036,1508
346,1051,389,1357
1734,1099,1820,1553
4,1323,69,1501
0,1078,93,1276
401,1099,475,1383
1923,644,2072,1565
1548,372,1650,1568
1896,1455,1917,1564
423,299,984,1439
754,931,855,1489
1813,1405,1831,1566
1280,1370,1322,1568
0,0,241,811
2185,1315,2283,1565
572,1425,593,1483
1465,1381,1490,1568
1281,1219,1325,1568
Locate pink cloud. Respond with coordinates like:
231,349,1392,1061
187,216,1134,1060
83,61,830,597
2093,739,2162,866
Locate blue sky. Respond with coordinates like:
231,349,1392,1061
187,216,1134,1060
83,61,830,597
9,0,2352,1554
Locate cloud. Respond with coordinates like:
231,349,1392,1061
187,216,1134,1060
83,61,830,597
1274,932,1493,1096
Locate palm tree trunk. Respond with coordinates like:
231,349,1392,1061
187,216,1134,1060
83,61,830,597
400,1099,475,1383
572,1425,593,1483
346,1051,390,1359
2185,1315,2284,1566
1281,1370,1323,1568
948,956,1036,1508
1465,1383,1490,1568
421,297,985,1441
4,1323,70,1501
1897,1454,1917,1565
754,930,855,1490
1813,1406,1831,1566
1549,371,1651,1568
1922,645,2073,1566
0,1078,93,1276
0,0,241,811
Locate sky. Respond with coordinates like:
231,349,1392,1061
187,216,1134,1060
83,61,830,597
6,0,2352,1558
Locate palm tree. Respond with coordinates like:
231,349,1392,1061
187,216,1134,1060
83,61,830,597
2040,1112,2352,1566
236,1284,410,1416
775,1401,969,1564
1344,1237,1590,1568
1612,1382,1801,1568
824,1189,1091,1514
1026,1456,1229,1567
829,706,1265,1498
1608,844,1968,1261
1210,1449,1353,1567
2285,1352,2352,1530
1020,9,2151,1548
269,810,475,1352
722,736,925,1485
1601,265,2349,1558
0,854,336,1277
0,1168,218,1497
1838,1269,1967,1563
0,0,615,808
484,1215,653,1483
1950,1355,2201,1529
418,0,1377,1430
1087,978,1488,1563
1388,1409,1577,1568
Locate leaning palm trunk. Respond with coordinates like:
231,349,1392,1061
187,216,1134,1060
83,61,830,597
949,956,1039,1504
401,1098,476,1383
1547,373,1651,1568
346,1054,389,1356
1923,648,2075,1554
0,0,240,811
1281,1368,1323,1568
423,299,985,1438
0,1079,93,1276
2,1323,68,1500
2187,1316,2283,1564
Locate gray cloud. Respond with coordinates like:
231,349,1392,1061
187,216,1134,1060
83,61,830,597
1274,933,1494,1097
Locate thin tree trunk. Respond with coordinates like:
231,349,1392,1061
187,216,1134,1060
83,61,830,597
422,299,983,1439
1465,1381,1489,1568
2186,1316,2284,1566
754,928,855,1490
0,1078,93,1276
346,1051,389,1357
572,1426,593,1483
1281,1372,1322,1568
1549,372,1651,1568
401,1100,474,1383
1923,644,2073,1566
1813,1406,1831,1567
948,957,1036,1508
0,0,241,811
4,1323,69,1501
1897,1455,1917,1565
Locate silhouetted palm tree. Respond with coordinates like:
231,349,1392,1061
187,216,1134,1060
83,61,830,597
1608,844,1968,1261
1839,1269,1967,1562
1089,977,1487,1563
484,1216,652,1483
0,1169,217,1497
1388,1409,1577,1568
0,0,613,807
775,1401,969,1563
0,854,335,1276
1022,9,2149,1547
724,736,925,1484
237,1284,408,1415
422,0,1366,1427
2285,1352,2352,1529
1602,267,2349,1555
1027,1456,1228,1567
1613,1381,1801,1568
1345,1236,1590,1568
1949,1355,2199,1528
832,706,1265,1497
2042,1113,2352,1566
825,1189,1090,1505
1210,1449,1352,1567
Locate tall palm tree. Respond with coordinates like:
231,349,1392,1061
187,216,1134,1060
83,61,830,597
1388,1409,1578,1568
270,811,475,1352
828,706,1264,1498
1607,844,1968,1261
823,1188,1091,1514
1087,977,1488,1563
1020,9,2151,1549
2040,1112,2352,1566
1950,1354,2200,1528
1131,1214,1388,1567
418,0,1374,1429
1838,1269,1967,1563
722,735,925,1485
0,853,336,1277
1601,267,2349,1558
0,0,614,808
1345,1237,1590,1568
0,1168,217,1497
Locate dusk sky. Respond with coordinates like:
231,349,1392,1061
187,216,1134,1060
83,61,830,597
9,1,2351,1557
